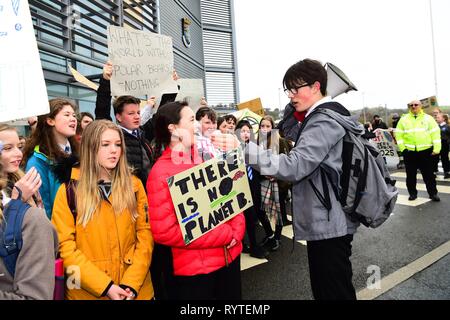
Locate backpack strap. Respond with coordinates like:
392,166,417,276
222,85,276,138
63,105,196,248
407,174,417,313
65,179,78,221
340,139,354,206
351,146,369,215
308,168,332,221
294,101,350,144
0,187,31,277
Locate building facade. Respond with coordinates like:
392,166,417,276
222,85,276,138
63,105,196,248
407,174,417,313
27,0,238,118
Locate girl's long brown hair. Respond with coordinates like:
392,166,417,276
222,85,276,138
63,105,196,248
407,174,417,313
22,98,79,164
0,125,41,221
76,120,137,227
257,115,280,151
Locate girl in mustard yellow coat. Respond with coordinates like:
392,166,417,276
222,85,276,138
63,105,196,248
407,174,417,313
52,120,154,300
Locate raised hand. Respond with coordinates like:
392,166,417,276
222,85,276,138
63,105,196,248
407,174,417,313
103,61,113,80
147,96,156,109
12,167,42,202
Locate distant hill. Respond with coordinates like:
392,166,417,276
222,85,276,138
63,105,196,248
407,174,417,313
351,105,450,126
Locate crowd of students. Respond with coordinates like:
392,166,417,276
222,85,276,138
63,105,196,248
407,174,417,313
0,58,296,300
3,56,448,301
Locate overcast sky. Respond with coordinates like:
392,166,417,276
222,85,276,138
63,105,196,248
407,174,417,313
233,0,450,111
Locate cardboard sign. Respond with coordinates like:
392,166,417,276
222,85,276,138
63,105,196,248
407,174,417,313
237,98,265,117
167,149,253,245
0,0,49,122
107,26,178,97
69,67,99,91
176,78,205,113
371,129,399,169
231,108,263,133
419,95,438,109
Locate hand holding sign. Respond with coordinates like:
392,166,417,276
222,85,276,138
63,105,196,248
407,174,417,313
103,61,113,81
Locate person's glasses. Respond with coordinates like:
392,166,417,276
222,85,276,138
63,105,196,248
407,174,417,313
408,103,420,107
284,83,310,96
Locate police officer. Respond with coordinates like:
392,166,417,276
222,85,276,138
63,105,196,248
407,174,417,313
395,100,441,201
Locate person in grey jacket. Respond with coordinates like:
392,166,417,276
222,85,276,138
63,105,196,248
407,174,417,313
0,124,59,300
0,206,59,300
212,59,361,300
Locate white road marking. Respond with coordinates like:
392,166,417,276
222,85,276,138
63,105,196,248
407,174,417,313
396,194,431,206
391,171,449,183
395,181,450,194
240,253,268,271
281,226,307,246
357,240,450,300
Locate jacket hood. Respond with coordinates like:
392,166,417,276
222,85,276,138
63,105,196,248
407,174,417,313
315,101,365,136
33,145,51,164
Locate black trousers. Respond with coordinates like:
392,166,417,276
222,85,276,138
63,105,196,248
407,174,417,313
150,244,175,300
171,256,242,300
249,175,280,240
244,206,258,249
434,142,450,173
307,234,356,300
404,148,438,196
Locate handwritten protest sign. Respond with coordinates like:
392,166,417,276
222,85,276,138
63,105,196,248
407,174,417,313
237,98,265,117
167,150,253,245
176,78,205,113
0,0,49,122
107,25,178,97
419,95,438,109
371,129,399,169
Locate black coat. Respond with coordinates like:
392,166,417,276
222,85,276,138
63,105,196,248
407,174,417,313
95,77,153,186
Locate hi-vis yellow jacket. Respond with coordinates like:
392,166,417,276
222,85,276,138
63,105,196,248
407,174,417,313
395,110,441,154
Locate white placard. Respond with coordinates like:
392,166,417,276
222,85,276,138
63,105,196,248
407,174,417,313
176,78,205,112
0,0,49,122
108,25,178,97
371,129,399,169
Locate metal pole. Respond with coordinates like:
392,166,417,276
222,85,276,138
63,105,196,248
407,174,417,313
362,92,366,123
385,103,388,126
429,0,439,98
278,88,282,108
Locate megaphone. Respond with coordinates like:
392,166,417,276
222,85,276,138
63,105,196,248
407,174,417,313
325,62,357,98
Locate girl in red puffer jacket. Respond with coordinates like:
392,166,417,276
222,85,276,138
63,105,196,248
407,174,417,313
146,101,245,300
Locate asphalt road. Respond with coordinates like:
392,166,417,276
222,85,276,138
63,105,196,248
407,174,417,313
241,170,450,300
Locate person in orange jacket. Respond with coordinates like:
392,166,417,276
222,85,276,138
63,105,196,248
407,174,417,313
52,120,154,300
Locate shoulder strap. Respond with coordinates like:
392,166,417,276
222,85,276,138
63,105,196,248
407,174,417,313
65,179,78,221
0,187,31,277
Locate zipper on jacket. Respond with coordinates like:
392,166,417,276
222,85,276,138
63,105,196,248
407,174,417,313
224,246,229,267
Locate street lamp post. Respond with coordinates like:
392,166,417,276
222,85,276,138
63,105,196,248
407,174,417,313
429,0,439,98
385,103,388,125
278,87,282,109
362,92,367,123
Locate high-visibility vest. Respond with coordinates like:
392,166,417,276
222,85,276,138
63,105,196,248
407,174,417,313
394,110,441,153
